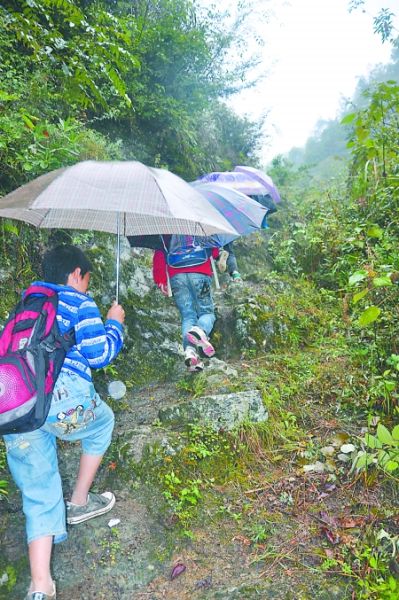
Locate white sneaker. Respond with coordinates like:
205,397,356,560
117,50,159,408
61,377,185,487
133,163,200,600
217,249,229,273
186,326,215,357
184,346,203,370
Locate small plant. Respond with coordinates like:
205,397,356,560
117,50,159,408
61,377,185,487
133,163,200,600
0,565,17,593
175,372,207,398
246,522,271,544
352,423,399,474
99,528,121,565
0,440,9,497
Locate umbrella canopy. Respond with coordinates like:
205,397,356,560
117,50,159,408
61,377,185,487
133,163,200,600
195,170,269,196
234,165,281,203
0,161,237,237
0,160,240,302
191,182,268,246
128,183,268,250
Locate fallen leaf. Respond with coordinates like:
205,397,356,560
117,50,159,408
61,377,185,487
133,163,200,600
324,483,337,493
340,444,356,454
321,446,336,456
170,562,186,580
331,432,350,447
337,453,351,462
321,526,340,545
339,516,368,529
303,461,325,473
319,511,338,528
232,535,251,546
195,575,212,589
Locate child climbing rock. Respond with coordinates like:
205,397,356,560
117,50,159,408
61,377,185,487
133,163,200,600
153,236,219,372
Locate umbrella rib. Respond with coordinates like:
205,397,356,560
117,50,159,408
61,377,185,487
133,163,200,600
198,223,207,237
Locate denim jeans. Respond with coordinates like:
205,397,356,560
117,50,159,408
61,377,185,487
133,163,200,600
224,242,239,275
170,273,215,349
3,371,114,544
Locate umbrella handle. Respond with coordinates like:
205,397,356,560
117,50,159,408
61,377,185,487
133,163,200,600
166,272,173,297
115,213,121,304
210,256,220,289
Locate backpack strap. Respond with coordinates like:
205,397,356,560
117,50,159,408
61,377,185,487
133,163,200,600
23,285,57,300
34,328,76,422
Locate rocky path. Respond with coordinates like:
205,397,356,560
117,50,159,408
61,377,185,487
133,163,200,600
1,366,364,600
1,370,275,600
1,274,396,599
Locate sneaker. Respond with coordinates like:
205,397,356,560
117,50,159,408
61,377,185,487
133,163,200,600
230,271,243,282
184,347,204,372
186,326,215,357
217,249,229,273
25,582,56,600
66,491,115,525
188,360,204,373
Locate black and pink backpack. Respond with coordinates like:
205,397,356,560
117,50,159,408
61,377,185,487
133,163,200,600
0,285,75,435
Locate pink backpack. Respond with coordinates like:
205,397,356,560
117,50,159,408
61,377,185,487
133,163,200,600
0,285,75,435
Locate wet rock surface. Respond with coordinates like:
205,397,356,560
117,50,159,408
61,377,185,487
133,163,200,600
159,390,268,431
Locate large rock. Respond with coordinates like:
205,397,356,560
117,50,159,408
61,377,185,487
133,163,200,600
158,389,268,431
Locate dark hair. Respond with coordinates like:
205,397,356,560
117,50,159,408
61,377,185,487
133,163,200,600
42,245,92,284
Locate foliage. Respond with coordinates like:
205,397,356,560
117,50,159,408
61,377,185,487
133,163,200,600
133,422,240,535
268,78,399,415
239,276,340,352
0,439,9,497
353,423,399,474
287,52,399,171
321,524,399,599
0,0,135,110
348,1,398,44
0,0,265,189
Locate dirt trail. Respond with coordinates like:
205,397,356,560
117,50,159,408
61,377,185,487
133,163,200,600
2,373,367,600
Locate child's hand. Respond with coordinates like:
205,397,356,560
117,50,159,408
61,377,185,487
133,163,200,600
158,283,169,296
107,302,125,324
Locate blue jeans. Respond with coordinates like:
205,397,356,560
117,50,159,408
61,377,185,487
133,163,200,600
3,371,114,544
224,242,239,275
170,273,215,349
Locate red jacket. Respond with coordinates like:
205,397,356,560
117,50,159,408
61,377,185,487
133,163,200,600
153,248,219,287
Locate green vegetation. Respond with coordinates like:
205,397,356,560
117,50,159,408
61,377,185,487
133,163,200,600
1,1,399,598
0,0,264,194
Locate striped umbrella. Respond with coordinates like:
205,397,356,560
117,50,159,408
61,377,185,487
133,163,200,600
127,183,269,250
234,165,281,203
0,161,238,300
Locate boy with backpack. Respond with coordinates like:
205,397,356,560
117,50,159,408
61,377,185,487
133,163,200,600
153,235,218,372
2,245,125,600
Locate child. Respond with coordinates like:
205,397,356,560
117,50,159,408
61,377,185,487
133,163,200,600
153,243,218,372
217,242,242,282
3,245,125,600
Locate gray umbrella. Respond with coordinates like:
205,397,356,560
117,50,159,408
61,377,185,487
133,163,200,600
0,160,237,300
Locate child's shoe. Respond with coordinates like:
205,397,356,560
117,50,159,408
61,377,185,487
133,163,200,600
66,491,115,525
25,581,56,600
186,326,215,357
184,346,201,369
217,249,229,273
230,271,243,283
188,360,204,372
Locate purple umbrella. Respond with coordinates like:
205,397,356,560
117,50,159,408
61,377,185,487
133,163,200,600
190,182,268,246
128,183,268,250
195,171,269,196
234,166,281,203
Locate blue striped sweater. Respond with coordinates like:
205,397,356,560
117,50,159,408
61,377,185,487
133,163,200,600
33,281,124,382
